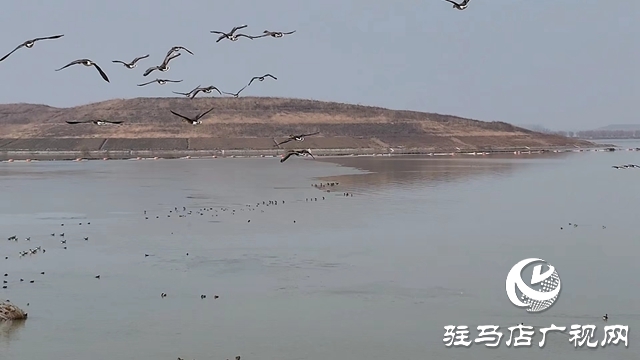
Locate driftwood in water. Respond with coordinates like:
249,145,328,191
0,301,27,321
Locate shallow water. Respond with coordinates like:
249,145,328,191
1,140,639,359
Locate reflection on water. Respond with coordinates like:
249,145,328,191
317,154,571,192
0,320,26,346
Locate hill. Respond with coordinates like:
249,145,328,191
0,97,593,153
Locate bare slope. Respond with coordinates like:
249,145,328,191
0,97,593,151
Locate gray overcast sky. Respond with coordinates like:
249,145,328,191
0,1,636,130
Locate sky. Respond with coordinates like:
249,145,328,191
0,1,636,130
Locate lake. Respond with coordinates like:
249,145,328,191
1,140,638,359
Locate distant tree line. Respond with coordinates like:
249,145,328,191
522,125,640,139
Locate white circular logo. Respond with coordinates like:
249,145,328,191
505,258,561,313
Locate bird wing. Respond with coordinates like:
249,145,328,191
172,91,190,95
112,60,127,65
443,0,458,4
247,77,259,86
55,59,85,71
170,110,193,122
166,79,183,83
162,52,181,66
301,132,320,137
0,44,25,62
33,34,64,42
235,34,253,40
249,34,270,39
230,25,248,34
275,138,293,146
137,80,155,86
92,63,110,82
103,120,123,124
65,120,93,124
210,31,225,35
305,150,316,159
209,86,222,95
196,107,216,120
280,152,295,163
460,0,470,5
143,66,158,77
282,30,296,35
132,54,150,63
215,34,226,43
189,88,204,99
264,74,277,80
179,47,193,55
235,85,247,94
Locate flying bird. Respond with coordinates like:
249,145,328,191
280,149,315,163
210,25,253,42
247,74,277,87
274,132,320,147
65,120,123,125
222,85,247,98
112,54,149,69
137,78,182,86
443,0,470,10
143,53,181,76
0,34,64,62
253,30,296,39
166,46,193,58
169,107,215,125
189,85,222,99
173,84,201,97
55,59,110,82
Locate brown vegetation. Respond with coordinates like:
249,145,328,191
0,301,27,321
0,97,593,151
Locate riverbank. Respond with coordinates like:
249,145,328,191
0,144,622,161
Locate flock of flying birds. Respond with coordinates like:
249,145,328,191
0,1,471,163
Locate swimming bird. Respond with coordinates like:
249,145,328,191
143,53,181,77
111,54,149,69
169,107,215,125
210,25,252,42
166,46,193,58
189,85,222,99
0,34,64,62
173,84,201,97
221,85,247,98
603,314,608,321
253,30,296,39
65,120,123,125
280,149,315,163
55,59,110,82
247,74,277,87
137,78,182,87
274,132,320,147
443,0,470,10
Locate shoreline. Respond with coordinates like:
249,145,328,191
0,144,625,162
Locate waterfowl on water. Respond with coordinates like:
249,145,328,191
444,0,470,10
137,78,182,87
112,54,149,69
253,30,296,38
603,314,608,321
0,34,64,62
280,149,315,163
143,52,181,77
65,120,123,125
274,132,320,147
221,85,247,97
211,25,252,42
55,59,110,82
169,107,215,125
247,74,277,87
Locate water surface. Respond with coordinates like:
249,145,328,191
1,141,639,359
